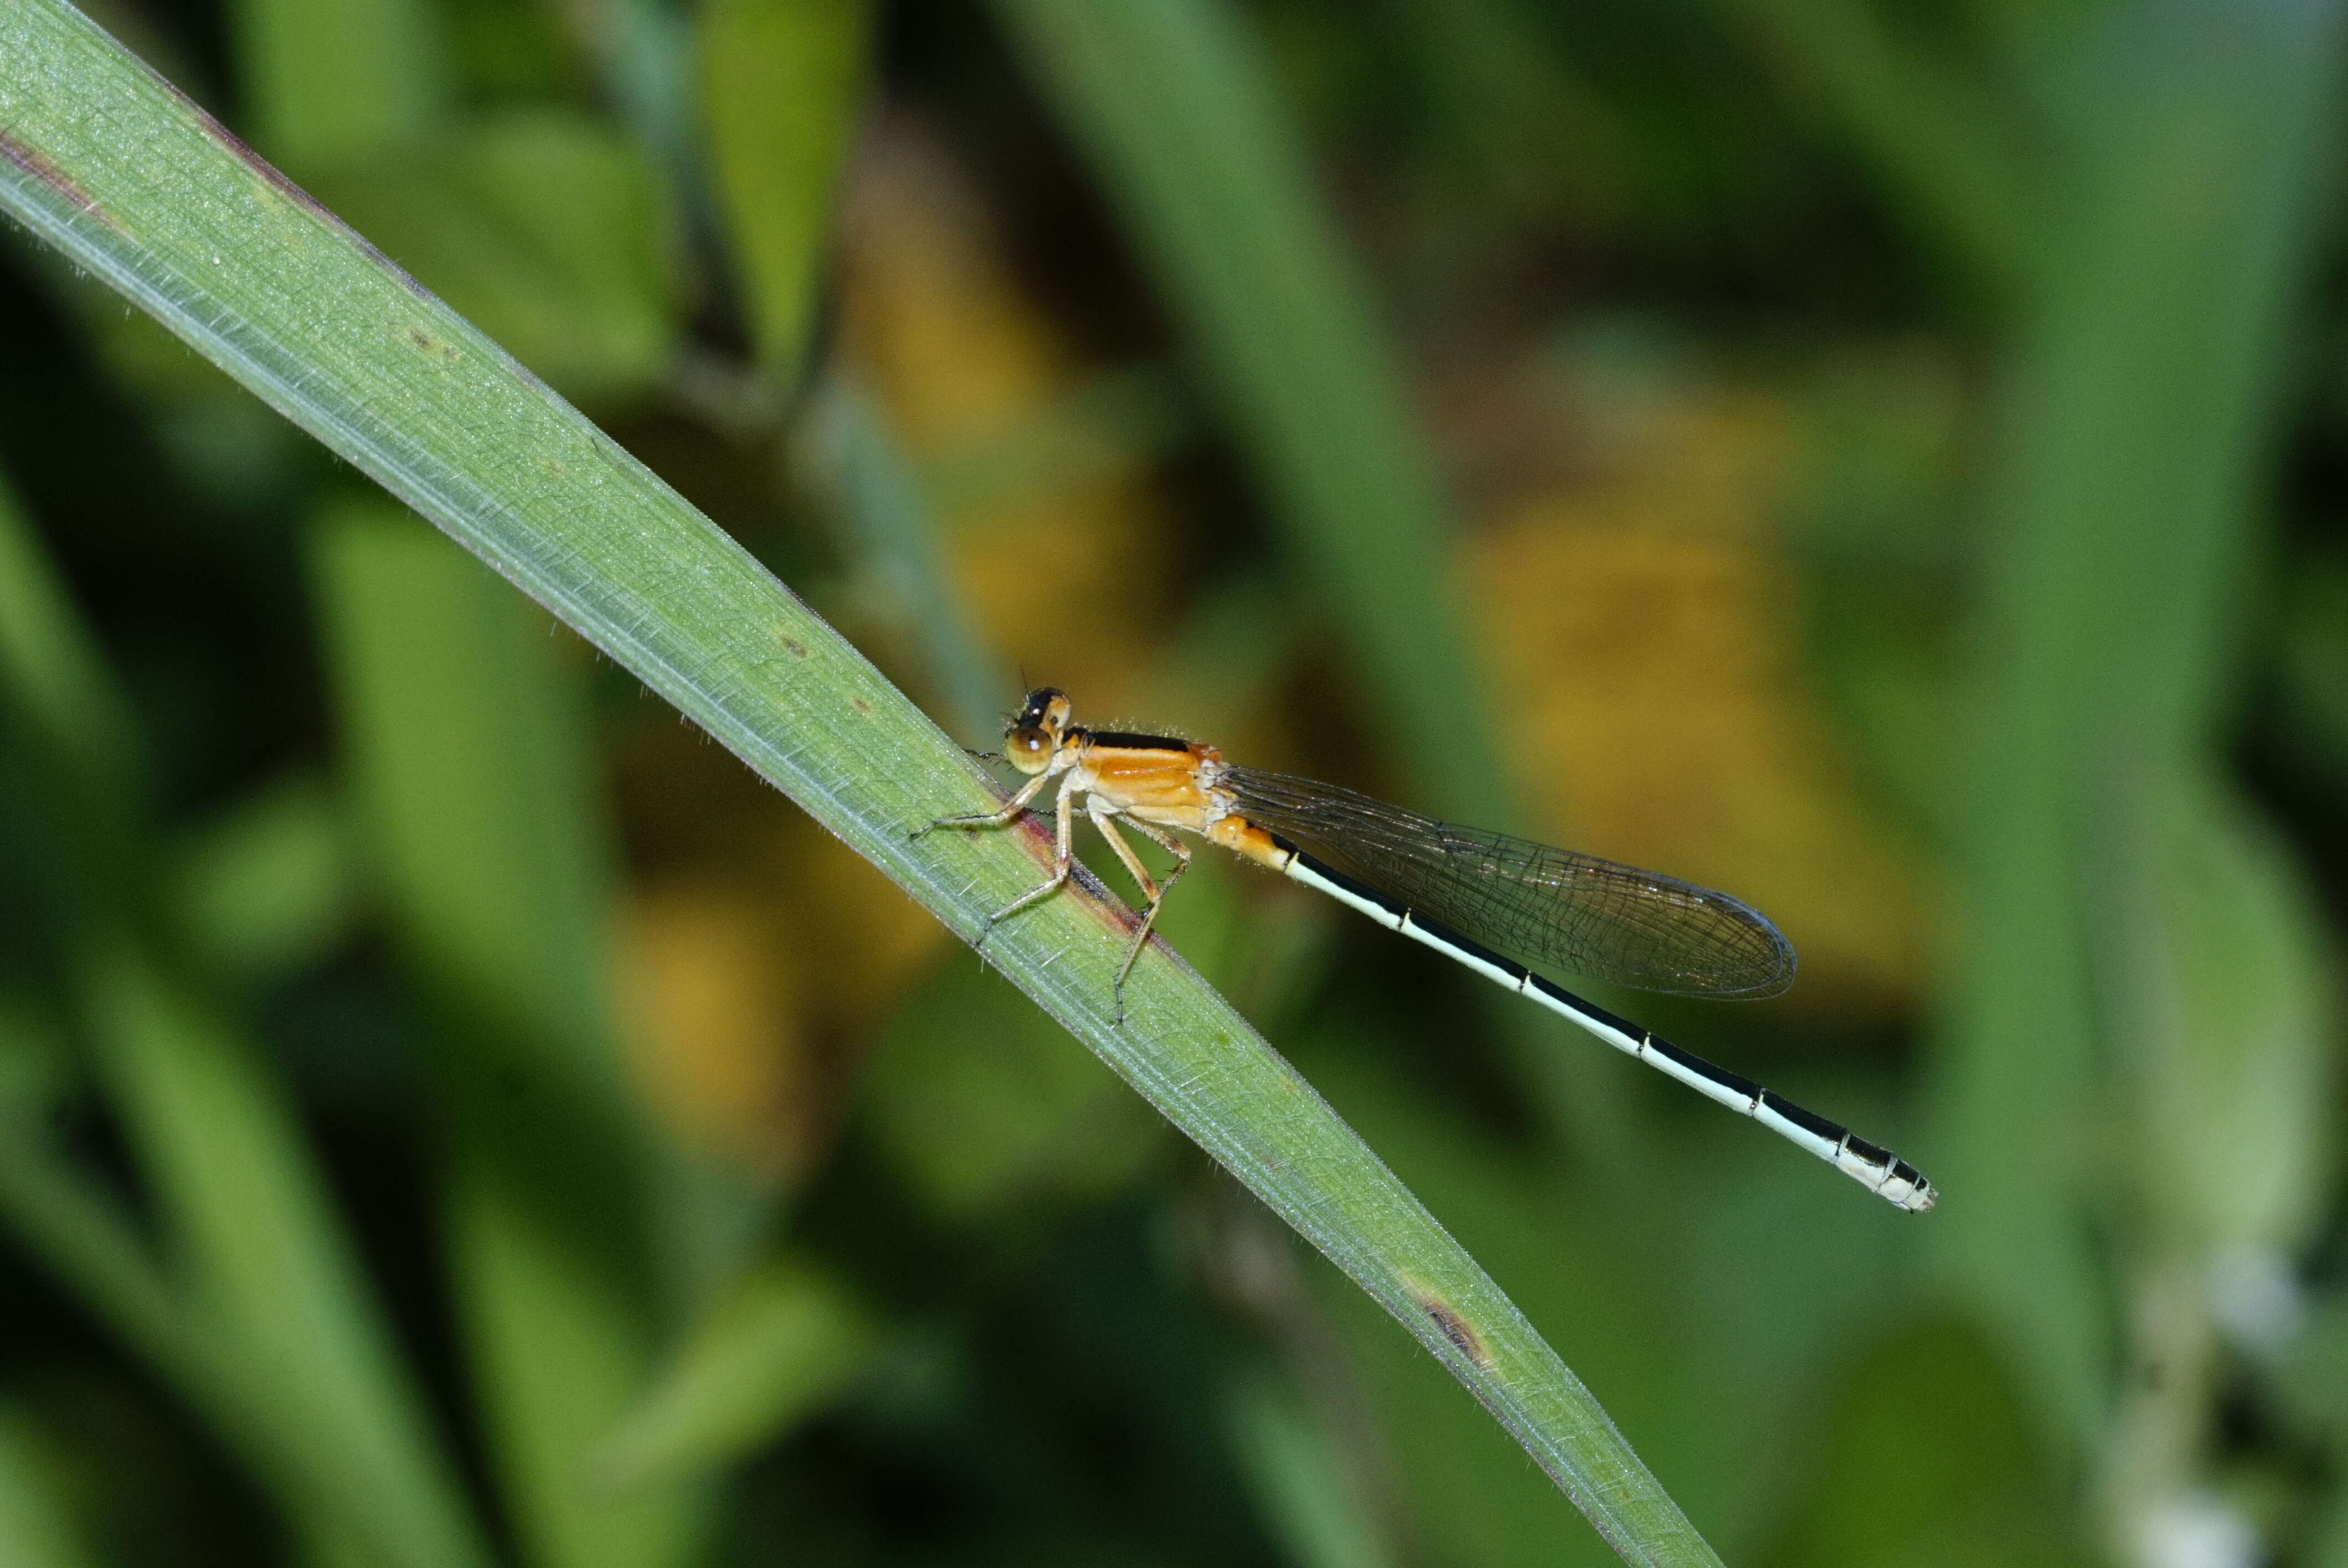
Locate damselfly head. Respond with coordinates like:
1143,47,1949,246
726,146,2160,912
1005,688,1072,774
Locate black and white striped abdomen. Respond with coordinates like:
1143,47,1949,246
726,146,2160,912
1275,846,1934,1212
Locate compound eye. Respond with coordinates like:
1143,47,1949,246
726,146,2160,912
1010,726,1047,757
1016,687,1065,728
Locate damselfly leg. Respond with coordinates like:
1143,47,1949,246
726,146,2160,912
1087,803,1190,1018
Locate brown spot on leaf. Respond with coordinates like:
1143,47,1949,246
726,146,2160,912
1409,1283,1490,1368
0,128,120,231
401,325,457,361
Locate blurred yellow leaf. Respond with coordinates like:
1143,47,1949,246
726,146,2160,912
608,706,946,1081
621,880,818,1183
835,123,1169,703
1463,387,1937,1013
764,811,949,1039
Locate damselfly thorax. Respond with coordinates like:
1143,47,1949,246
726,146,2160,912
1058,729,1289,863
918,688,1935,1212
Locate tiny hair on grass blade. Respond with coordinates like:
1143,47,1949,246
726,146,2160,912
923,688,1936,1211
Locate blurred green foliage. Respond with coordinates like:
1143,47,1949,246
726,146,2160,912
4,0,2348,1565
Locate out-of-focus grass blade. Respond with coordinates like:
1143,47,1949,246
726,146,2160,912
2277,555,2348,786
560,0,699,204
1758,1316,2082,1568
989,0,1503,826
0,1002,258,1484
0,1075,289,1502
170,773,356,984
2099,776,2336,1262
799,381,1010,742
229,0,449,168
313,504,620,1064
1922,0,2347,1453
0,1403,99,1568
1220,1365,1397,1568
2259,1297,2348,1562
446,1179,705,1568
0,471,135,784
0,11,1725,1560
698,0,871,376
313,499,706,1568
0,469,492,1568
1712,0,2041,294
76,945,497,1568
593,1258,877,1489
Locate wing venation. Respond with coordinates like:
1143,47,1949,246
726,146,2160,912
1226,767,1794,998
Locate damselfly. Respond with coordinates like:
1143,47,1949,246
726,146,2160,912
920,689,1935,1211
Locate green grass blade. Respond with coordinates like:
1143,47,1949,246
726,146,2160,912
311,506,621,1065
0,1403,99,1568
2098,773,2337,1261
1219,1366,1398,1568
0,1008,260,1464
168,773,357,986
446,1174,704,1568
76,945,498,1568
0,8,1719,1559
0,1079,391,1548
228,0,448,170
697,0,872,376
562,0,699,207
591,1258,878,1490
0,470,136,786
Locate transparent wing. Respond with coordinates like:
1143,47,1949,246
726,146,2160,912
1226,767,1795,998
